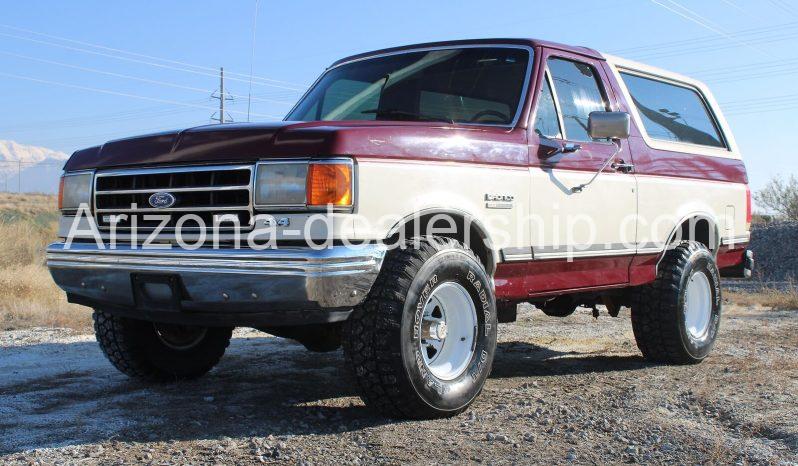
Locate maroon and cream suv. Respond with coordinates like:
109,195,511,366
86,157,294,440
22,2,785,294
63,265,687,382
48,38,753,419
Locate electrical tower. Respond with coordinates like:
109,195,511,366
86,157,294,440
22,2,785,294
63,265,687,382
211,67,234,124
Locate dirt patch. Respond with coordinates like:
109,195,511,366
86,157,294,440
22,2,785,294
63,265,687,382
1,303,796,465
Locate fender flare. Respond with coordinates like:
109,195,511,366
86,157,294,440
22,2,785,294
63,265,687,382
655,211,720,272
386,207,498,276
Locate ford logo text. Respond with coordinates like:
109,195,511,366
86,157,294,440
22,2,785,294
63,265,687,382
148,192,177,209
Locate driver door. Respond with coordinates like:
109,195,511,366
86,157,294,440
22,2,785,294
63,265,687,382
526,50,637,294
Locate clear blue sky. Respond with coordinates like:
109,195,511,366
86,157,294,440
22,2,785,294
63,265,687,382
1,0,796,192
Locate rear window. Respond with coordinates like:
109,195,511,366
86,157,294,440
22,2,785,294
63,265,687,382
620,72,726,148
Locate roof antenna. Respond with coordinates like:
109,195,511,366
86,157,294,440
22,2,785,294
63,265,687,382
247,0,261,122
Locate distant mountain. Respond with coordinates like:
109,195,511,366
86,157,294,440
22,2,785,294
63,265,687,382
0,140,68,194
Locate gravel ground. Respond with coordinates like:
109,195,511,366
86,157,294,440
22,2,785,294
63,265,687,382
1,302,796,465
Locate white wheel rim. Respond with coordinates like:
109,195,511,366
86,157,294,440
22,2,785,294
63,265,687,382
419,282,478,381
684,271,713,340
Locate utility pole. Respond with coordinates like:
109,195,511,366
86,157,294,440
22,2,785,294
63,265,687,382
17,160,21,193
211,67,234,124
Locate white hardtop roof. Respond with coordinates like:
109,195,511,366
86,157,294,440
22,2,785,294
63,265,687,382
599,53,741,159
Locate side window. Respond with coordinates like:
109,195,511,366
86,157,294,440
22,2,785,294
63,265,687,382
533,76,562,139
547,58,608,142
620,72,726,148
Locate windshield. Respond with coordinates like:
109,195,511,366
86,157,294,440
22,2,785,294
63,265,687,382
287,47,531,126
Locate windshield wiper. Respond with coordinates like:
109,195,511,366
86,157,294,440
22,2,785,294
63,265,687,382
362,108,455,124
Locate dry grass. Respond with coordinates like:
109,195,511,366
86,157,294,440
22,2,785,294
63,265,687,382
725,286,798,310
0,193,91,331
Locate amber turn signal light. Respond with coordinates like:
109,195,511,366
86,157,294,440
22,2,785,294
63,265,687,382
306,163,353,207
57,176,65,210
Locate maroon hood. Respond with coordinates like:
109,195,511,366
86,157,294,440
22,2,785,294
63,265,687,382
63,122,344,171
64,120,531,171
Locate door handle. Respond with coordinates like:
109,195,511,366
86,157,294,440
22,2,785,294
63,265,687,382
612,161,635,173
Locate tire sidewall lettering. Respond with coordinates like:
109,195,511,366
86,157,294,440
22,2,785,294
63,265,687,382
403,249,497,411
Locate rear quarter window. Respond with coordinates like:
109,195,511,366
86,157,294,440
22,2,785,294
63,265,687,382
620,72,726,149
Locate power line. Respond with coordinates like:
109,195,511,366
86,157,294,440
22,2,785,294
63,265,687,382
0,31,307,92
2,107,202,135
768,0,798,17
635,31,798,61
611,21,798,56
726,104,798,116
27,122,206,146
0,23,307,88
716,0,747,15
647,0,776,58
0,71,281,119
0,49,294,105
689,57,798,77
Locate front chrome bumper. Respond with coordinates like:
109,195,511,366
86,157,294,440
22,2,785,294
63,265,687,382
46,242,386,325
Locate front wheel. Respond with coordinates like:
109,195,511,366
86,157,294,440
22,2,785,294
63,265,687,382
631,241,721,364
93,310,233,381
343,237,497,419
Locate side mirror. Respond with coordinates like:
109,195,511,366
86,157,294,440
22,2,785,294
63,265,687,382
588,111,630,140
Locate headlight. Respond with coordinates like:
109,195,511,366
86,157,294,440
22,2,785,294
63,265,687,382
254,161,308,207
254,159,353,211
58,172,93,211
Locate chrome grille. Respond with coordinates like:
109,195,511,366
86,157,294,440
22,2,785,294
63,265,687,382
94,164,254,231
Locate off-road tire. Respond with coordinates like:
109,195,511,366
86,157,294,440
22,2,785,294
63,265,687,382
93,310,233,381
631,241,721,364
343,237,497,419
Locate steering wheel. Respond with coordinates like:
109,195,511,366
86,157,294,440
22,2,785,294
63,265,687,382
469,109,510,123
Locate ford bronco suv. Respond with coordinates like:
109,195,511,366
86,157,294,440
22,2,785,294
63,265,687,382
48,38,753,419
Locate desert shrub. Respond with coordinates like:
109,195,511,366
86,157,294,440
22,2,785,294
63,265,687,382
755,175,798,221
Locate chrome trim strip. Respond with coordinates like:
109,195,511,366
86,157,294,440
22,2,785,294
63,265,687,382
721,234,751,245
500,243,668,262
94,164,253,177
46,246,383,277
285,44,535,129
636,247,664,255
95,206,249,213
534,249,637,260
96,185,250,195
500,247,533,262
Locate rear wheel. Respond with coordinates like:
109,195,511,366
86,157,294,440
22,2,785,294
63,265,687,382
631,241,721,364
343,237,497,419
93,310,233,381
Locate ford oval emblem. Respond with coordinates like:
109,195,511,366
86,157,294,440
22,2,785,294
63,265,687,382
148,192,176,209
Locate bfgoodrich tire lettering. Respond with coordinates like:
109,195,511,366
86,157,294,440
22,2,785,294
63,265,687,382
343,237,498,419
631,241,721,364
93,310,233,381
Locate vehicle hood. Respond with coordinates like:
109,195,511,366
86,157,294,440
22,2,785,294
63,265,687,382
64,120,530,171
64,122,336,171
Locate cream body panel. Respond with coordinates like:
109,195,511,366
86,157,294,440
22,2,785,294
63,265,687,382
529,168,637,257
354,159,530,252
635,175,749,250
